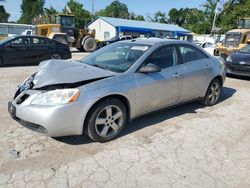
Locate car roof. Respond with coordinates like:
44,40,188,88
120,38,192,46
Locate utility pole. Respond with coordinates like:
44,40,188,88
91,0,94,21
211,12,217,35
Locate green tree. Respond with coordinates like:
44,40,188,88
168,8,186,26
44,6,58,16
96,0,129,19
168,8,180,24
63,0,91,28
218,0,250,32
128,12,145,21
149,11,168,23
19,0,45,24
0,5,10,22
32,6,58,24
168,7,210,33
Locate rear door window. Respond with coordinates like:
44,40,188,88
178,45,208,63
144,46,178,69
31,37,48,45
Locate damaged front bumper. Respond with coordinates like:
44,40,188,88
8,89,91,137
8,101,48,134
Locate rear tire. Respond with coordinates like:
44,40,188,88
85,98,127,142
202,79,222,106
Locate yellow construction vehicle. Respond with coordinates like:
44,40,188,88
36,24,68,44
34,14,98,52
215,18,250,59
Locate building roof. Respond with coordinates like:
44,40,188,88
0,23,36,28
96,17,190,33
121,37,191,45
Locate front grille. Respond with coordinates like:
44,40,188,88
227,64,250,75
16,94,30,105
223,42,239,48
227,64,250,71
228,68,250,75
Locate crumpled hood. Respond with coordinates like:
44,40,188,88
33,59,116,89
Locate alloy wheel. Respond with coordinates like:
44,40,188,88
207,81,221,105
95,105,124,138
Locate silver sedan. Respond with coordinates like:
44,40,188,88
8,38,226,142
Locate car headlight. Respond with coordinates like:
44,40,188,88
20,73,36,92
31,89,80,106
226,55,232,63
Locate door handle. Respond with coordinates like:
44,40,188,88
173,72,181,78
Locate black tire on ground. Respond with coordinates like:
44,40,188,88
53,36,68,45
85,98,128,142
51,53,62,59
83,37,97,52
202,79,222,106
76,37,86,52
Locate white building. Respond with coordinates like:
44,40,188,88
88,17,191,41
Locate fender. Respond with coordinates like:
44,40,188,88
81,36,90,45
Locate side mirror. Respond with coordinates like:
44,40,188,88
139,63,161,73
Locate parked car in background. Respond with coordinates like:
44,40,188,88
0,36,71,66
226,44,250,76
8,38,226,142
102,35,135,46
200,42,216,56
194,42,216,56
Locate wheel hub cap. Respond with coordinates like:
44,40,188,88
208,82,220,104
95,105,123,138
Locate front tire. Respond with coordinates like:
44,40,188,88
85,99,127,142
76,47,84,52
51,53,62,59
202,79,222,106
83,37,97,52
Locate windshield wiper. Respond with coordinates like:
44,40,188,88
92,64,112,71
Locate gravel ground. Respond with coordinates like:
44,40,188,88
0,52,250,188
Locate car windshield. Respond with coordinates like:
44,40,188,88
224,33,242,44
79,42,151,73
0,37,14,45
239,45,250,54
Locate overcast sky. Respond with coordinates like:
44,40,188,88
1,0,205,22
